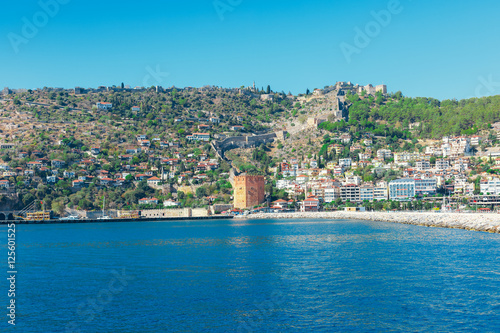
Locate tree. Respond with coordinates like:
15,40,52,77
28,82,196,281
177,191,185,200
51,201,65,216
196,186,206,198
266,85,271,94
474,177,481,194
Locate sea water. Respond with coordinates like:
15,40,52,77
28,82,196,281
2,219,499,332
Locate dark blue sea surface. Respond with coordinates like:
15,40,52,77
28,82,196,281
1,219,500,332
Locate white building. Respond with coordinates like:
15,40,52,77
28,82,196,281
480,178,500,195
470,136,482,146
340,184,360,202
394,152,420,163
345,175,362,186
359,185,374,202
186,133,210,142
442,137,471,157
359,153,371,161
373,182,388,201
416,160,431,171
163,200,179,207
96,102,112,110
339,158,352,168
324,187,340,203
454,178,474,195
435,159,450,170
389,178,437,201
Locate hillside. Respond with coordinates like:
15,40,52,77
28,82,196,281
1,82,499,214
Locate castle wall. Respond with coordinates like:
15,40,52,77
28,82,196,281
212,133,280,160
141,208,192,218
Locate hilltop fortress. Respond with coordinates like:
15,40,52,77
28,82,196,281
303,81,387,127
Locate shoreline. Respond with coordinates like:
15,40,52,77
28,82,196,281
3,212,500,234
0,215,233,225
236,211,500,234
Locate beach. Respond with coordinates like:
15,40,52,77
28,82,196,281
236,211,500,234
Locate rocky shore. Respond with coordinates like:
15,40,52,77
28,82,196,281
235,211,500,234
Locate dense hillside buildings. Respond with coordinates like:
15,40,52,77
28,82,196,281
1,83,498,213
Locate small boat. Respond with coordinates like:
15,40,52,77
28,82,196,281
59,215,79,220
97,215,111,220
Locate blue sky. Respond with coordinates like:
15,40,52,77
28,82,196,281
1,0,499,100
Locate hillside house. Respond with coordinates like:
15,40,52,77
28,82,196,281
96,102,112,110
63,171,75,178
51,159,65,168
147,177,161,186
301,196,320,212
135,174,149,181
140,140,151,147
139,198,159,205
46,175,57,183
27,161,42,169
126,147,141,154
186,133,210,142
100,177,114,186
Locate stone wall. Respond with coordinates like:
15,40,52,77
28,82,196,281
212,204,233,214
192,208,210,217
141,208,192,218
140,208,210,218
212,132,281,159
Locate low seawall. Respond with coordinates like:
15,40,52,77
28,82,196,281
238,212,500,234
0,215,233,225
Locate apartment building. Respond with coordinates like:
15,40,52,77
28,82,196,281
340,184,360,202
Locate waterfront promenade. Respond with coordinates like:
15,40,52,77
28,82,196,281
237,211,500,234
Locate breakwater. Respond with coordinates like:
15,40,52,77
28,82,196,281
237,211,500,234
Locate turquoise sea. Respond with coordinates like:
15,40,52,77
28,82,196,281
2,219,500,332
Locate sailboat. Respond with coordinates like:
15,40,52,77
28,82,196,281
97,196,111,220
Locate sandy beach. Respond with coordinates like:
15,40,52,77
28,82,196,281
235,211,500,234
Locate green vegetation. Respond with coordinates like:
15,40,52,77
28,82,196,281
346,91,500,138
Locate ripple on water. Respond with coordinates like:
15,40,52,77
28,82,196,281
4,219,500,332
